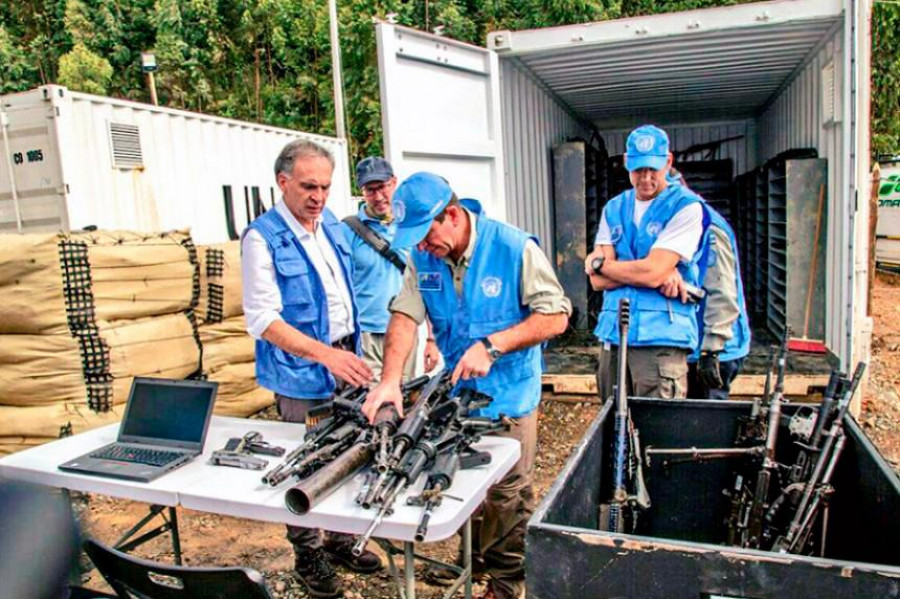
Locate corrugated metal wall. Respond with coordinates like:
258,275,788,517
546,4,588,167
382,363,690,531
597,120,758,177
60,90,352,244
500,59,592,252
757,25,845,359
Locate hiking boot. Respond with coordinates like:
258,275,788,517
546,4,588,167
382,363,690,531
476,581,525,599
324,538,383,573
294,547,341,598
425,552,487,586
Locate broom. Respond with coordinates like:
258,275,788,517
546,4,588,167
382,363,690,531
787,182,827,353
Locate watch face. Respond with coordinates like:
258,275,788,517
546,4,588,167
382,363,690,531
488,348,502,361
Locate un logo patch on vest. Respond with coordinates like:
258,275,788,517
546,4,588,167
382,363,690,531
646,221,663,236
418,271,442,291
610,225,624,243
481,276,503,298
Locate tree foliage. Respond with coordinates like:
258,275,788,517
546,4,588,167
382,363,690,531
872,2,899,158
58,42,114,94
0,0,897,168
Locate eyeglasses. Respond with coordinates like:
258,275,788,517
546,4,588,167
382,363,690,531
362,182,390,197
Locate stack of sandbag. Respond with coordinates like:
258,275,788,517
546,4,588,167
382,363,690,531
197,241,272,417
0,230,202,455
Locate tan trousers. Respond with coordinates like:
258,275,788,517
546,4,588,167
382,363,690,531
359,330,417,382
596,345,689,402
470,410,538,599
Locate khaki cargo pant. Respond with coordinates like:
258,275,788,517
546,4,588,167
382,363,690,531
470,410,538,599
359,331,417,383
596,345,690,402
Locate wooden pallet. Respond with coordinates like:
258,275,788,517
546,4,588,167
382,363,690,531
541,373,831,399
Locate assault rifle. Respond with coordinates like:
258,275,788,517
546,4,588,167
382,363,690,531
785,370,844,485
711,330,792,548
599,298,650,533
769,362,866,555
357,371,453,509
644,348,778,471
407,412,507,541
263,376,429,487
351,380,507,556
742,326,792,549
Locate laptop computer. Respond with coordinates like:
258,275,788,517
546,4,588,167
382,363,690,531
59,377,218,483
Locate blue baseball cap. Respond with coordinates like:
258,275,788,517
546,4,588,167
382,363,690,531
391,172,454,248
625,125,670,172
356,156,394,187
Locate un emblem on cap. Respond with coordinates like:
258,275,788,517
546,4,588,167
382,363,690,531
481,276,502,298
635,135,655,152
393,200,406,222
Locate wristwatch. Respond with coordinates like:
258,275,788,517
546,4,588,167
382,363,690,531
591,255,605,274
480,337,503,362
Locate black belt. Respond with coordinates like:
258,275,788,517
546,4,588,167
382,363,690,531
332,335,354,351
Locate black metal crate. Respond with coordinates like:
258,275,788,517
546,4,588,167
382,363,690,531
527,398,900,598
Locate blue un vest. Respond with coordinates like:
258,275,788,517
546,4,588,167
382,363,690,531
690,205,751,363
593,185,706,348
247,207,359,399
413,200,543,419
345,204,409,334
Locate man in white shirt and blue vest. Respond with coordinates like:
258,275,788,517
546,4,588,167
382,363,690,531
241,140,380,598
361,172,571,599
585,125,707,401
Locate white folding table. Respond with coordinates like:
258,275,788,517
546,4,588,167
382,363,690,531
0,416,521,598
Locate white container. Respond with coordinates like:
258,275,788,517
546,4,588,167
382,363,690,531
375,0,872,371
0,86,353,244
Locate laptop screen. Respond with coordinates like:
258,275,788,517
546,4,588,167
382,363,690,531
119,378,217,449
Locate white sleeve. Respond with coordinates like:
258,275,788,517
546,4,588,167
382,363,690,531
651,202,704,262
241,229,284,340
594,210,612,246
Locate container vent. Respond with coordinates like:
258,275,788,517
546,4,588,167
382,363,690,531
821,58,841,126
108,122,144,169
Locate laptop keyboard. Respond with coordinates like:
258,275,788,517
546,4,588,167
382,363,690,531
90,445,184,467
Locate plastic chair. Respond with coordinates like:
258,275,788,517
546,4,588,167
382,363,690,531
82,538,273,599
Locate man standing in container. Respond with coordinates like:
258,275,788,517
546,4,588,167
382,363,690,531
667,169,751,399
241,139,381,598
585,125,706,401
362,172,571,599
343,156,441,379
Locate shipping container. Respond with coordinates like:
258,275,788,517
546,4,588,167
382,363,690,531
527,398,900,598
374,0,873,372
0,86,354,244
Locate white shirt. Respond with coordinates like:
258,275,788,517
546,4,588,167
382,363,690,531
242,200,355,343
594,191,704,262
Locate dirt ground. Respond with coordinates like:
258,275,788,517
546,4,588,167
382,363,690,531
860,271,900,470
73,275,900,596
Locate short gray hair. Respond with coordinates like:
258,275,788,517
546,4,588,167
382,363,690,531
274,140,335,177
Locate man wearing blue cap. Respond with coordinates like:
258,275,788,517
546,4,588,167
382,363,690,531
361,172,571,599
584,124,706,401
668,169,751,399
344,157,440,379
242,140,380,598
